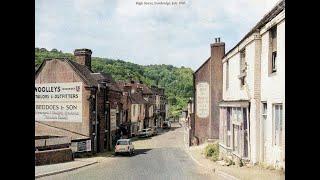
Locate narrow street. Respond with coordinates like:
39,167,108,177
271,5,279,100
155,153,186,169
38,122,221,180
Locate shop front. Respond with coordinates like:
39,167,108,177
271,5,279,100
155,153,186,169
219,101,250,164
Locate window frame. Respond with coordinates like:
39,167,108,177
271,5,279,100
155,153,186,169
272,51,277,73
226,60,229,90
269,26,277,75
273,103,283,146
239,49,246,88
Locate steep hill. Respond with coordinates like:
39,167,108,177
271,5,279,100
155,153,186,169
35,48,194,118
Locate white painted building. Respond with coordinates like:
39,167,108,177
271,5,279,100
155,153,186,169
260,4,285,169
219,0,285,169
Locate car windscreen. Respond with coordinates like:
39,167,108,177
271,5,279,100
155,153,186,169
117,141,128,145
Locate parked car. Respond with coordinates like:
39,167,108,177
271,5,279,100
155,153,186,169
151,127,158,136
138,128,153,138
115,139,135,156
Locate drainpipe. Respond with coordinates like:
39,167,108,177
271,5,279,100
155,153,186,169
94,88,98,154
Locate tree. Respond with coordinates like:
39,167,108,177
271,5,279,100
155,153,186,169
35,47,194,116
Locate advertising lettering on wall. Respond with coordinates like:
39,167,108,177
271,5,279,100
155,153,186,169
35,82,83,122
196,82,209,118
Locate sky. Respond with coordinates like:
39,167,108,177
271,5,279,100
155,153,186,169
35,0,280,70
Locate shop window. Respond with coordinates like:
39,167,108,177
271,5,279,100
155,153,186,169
231,107,248,157
233,125,240,153
226,107,231,147
273,104,283,146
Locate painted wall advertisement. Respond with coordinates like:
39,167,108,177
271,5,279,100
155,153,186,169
110,109,117,131
196,82,209,118
35,82,83,122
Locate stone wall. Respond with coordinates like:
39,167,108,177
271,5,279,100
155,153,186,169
35,148,73,166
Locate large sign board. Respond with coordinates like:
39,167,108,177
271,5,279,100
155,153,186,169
196,82,209,118
110,109,117,131
35,82,83,122
71,140,91,152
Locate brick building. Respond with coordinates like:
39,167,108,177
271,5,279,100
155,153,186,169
91,72,123,149
151,86,167,127
35,48,121,153
192,38,225,144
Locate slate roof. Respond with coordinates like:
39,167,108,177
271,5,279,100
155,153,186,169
36,58,122,91
35,58,99,87
116,81,153,95
67,59,99,86
130,93,149,104
224,0,285,58
137,84,153,95
195,0,285,71
91,72,122,92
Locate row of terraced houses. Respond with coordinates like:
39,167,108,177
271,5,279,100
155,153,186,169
186,0,285,170
35,49,167,165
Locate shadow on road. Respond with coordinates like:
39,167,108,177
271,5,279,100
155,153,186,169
169,126,181,131
134,148,152,156
114,148,152,157
130,136,152,142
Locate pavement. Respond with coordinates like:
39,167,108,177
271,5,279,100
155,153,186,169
182,123,285,180
36,122,224,180
35,158,98,179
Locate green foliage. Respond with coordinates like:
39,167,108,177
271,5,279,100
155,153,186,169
204,144,219,162
35,47,74,67
35,48,194,117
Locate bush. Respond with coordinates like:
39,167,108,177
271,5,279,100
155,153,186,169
204,143,219,162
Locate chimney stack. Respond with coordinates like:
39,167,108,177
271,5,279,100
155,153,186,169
124,84,132,95
74,49,92,70
210,37,225,60
137,87,143,95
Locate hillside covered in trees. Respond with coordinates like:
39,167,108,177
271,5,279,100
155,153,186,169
35,48,194,118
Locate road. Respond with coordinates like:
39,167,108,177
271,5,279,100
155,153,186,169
39,122,221,180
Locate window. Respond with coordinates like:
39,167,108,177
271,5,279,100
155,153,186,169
239,49,246,87
273,104,283,146
230,107,248,156
132,105,136,116
226,107,231,147
233,125,240,153
269,26,277,74
243,108,248,157
272,52,277,72
262,103,267,120
140,105,143,114
226,61,229,90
